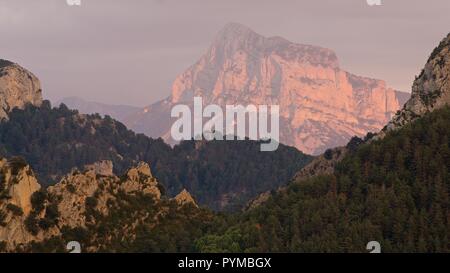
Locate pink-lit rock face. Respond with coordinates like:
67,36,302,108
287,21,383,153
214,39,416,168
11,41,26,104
127,23,409,155
0,60,43,120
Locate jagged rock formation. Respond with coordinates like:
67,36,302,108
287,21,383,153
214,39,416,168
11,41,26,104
47,161,162,229
125,23,408,155
0,60,42,120
0,158,42,249
174,189,198,208
0,158,196,252
383,33,450,133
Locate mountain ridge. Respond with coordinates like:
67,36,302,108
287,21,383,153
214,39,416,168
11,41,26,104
57,96,140,123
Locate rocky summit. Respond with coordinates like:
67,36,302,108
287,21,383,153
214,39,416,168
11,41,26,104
0,60,42,120
126,23,409,155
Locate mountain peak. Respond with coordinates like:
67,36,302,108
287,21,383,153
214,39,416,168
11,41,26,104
211,23,271,54
131,25,406,155
215,23,299,45
210,23,336,66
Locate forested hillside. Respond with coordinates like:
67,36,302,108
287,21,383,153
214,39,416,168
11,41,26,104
195,106,450,252
0,101,312,210
23,106,450,253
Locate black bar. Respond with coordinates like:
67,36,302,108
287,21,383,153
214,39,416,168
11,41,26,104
0,253,446,272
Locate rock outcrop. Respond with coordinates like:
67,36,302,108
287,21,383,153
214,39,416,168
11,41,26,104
0,158,42,250
0,60,42,120
125,23,408,155
383,33,450,133
0,158,195,252
47,161,162,229
174,189,198,208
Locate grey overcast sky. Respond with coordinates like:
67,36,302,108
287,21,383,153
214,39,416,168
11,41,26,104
0,0,449,106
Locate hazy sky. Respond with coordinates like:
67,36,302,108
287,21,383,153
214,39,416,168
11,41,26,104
1,0,449,106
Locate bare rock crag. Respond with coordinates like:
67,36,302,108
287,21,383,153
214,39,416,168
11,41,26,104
175,189,198,208
383,33,450,133
0,158,42,249
0,60,42,120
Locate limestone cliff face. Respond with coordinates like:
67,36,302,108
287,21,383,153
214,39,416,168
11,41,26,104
47,161,162,229
0,158,41,250
384,33,450,133
0,158,195,251
0,60,42,120
126,23,408,155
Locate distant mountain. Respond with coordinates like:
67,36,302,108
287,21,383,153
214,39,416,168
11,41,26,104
57,97,140,123
125,23,409,155
0,59,42,120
